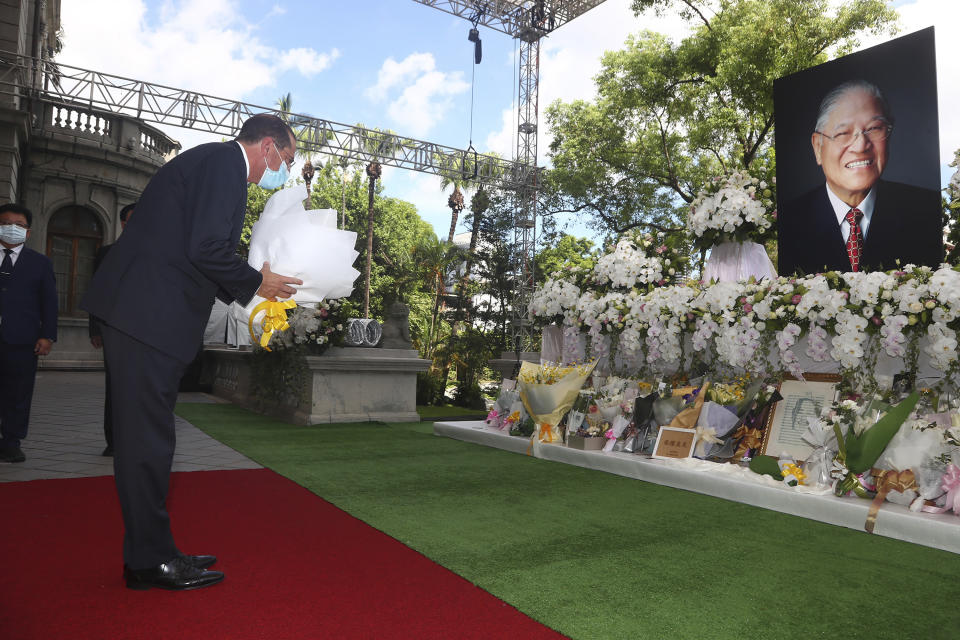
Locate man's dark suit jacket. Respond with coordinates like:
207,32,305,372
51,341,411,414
81,142,261,364
0,247,57,346
778,180,944,275
87,243,111,340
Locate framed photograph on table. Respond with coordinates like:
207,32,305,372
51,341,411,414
761,374,841,460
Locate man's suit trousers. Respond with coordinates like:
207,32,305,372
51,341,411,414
101,323,188,569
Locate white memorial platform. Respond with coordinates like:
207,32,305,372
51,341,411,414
434,420,960,555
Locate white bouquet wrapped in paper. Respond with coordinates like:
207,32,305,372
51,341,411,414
232,185,360,343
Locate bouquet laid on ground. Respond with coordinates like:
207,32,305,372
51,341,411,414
564,390,593,439
517,360,596,445
729,382,782,461
486,380,527,431
826,392,918,499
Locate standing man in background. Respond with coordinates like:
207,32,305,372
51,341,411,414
82,113,302,591
0,203,57,464
89,202,135,457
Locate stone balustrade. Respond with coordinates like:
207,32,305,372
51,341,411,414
39,100,179,159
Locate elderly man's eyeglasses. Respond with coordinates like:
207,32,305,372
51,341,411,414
816,124,892,146
272,141,296,171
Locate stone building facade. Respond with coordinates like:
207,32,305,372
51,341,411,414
0,0,179,368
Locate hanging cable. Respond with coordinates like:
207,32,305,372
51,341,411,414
465,12,482,180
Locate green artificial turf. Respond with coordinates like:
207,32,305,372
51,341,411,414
176,403,960,640
416,404,487,420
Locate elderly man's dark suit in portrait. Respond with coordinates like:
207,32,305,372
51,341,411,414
779,179,942,274
778,79,943,275
0,204,57,464
81,114,301,591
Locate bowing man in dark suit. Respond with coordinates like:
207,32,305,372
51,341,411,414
88,202,135,457
778,79,943,275
0,203,57,464
81,114,302,591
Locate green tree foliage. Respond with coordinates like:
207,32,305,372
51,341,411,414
534,234,599,284
544,0,897,237
304,161,436,322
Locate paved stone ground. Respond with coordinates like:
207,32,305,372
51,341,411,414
0,371,260,483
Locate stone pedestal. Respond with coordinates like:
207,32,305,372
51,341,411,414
488,351,540,381
209,346,431,424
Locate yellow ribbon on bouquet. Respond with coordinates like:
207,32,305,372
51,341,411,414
248,299,297,351
865,468,917,534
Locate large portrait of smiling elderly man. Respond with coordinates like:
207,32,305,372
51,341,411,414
775,27,943,276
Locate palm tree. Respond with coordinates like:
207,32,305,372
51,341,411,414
355,125,399,318
337,155,356,229
363,160,381,318
274,92,320,203
440,155,472,244
413,238,467,361
463,152,502,282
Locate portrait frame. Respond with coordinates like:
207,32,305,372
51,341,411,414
651,426,696,461
773,27,942,275
761,373,841,460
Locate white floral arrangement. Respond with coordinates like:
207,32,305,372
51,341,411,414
530,259,960,394
591,230,688,292
528,268,586,327
266,299,350,353
687,169,776,252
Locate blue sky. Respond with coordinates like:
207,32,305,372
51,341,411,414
58,0,959,241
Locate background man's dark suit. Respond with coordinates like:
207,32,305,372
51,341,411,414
81,141,262,569
88,242,114,453
778,180,943,275
0,247,57,451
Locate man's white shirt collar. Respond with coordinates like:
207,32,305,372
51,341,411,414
236,140,250,180
826,184,876,241
4,242,24,265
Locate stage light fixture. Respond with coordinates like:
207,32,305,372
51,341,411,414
468,27,482,64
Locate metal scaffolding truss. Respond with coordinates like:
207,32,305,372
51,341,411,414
411,1,609,352
409,0,607,38
0,53,530,190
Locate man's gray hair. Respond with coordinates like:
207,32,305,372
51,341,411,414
814,79,893,133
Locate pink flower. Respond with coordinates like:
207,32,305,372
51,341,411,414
791,295,802,304
743,303,753,313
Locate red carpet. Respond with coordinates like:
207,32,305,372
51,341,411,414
1,469,565,640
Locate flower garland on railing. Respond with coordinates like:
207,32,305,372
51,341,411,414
687,169,776,253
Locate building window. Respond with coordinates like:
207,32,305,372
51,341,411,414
46,206,103,316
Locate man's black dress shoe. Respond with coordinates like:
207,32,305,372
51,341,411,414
184,554,217,569
124,556,224,591
0,447,25,463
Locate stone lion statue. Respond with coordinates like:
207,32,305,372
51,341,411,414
380,301,412,349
